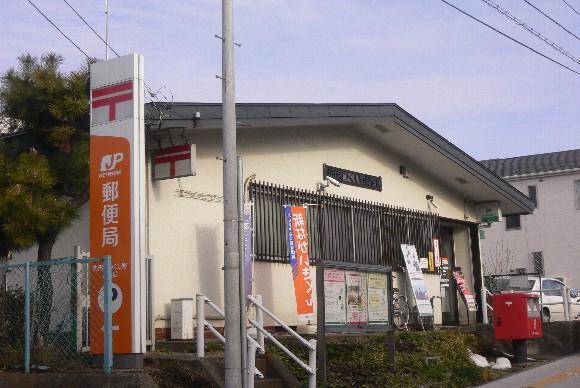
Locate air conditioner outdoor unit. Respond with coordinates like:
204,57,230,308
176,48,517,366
171,298,194,340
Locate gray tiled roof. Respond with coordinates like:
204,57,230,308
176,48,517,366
480,149,580,177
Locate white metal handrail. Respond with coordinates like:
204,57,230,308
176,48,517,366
195,294,264,381
196,294,226,357
247,294,317,388
485,288,494,314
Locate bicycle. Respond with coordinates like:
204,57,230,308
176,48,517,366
392,286,410,330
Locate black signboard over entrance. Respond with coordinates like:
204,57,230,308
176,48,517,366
323,164,382,192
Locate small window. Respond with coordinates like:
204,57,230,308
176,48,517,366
532,251,544,275
528,185,538,208
575,180,580,210
506,215,521,230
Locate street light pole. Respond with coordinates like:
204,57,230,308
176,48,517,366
221,0,242,387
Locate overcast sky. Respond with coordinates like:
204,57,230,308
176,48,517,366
1,0,579,160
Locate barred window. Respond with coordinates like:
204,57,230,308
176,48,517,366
250,182,440,271
528,186,538,208
532,251,544,275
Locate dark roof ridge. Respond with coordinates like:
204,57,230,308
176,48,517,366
481,148,580,163
480,148,580,177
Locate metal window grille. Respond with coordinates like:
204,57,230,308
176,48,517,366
249,181,440,272
532,251,544,275
527,185,538,208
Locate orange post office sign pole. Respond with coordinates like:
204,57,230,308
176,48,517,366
89,54,146,354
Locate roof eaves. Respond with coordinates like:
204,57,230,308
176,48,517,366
148,102,535,214
390,106,534,214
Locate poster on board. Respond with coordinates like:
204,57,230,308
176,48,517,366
346,271,368,324
453,270,478,312
324,269,346,325
367,272,389,324
440,257,450,313
401,244,434,317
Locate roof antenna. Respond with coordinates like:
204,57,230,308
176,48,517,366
104,0,109,60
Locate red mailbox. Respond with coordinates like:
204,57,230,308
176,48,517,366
492,293,542,340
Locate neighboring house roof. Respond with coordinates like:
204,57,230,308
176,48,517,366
480,149,580,178
146,102,534,216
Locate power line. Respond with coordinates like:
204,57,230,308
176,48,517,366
480,0,579,65
25,0,90,59
562,0,580,16
59,1,186,119
523,0,580,42
62,0,120,57
438,0,580,76
27,0,189,120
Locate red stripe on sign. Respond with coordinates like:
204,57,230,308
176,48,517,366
92,81,132,98
155,145,190,156
154,153,190,164
92,93,133,121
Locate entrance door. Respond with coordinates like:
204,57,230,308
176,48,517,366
440,226,459,325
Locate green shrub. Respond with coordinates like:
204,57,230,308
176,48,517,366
270,331,501,388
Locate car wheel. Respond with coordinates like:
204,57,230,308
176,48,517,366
542,308,551,323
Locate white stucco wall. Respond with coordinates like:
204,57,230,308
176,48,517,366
11,124,479,331
148,125,476,328
481,172,580,288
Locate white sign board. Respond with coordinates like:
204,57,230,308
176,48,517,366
401,244,434,317
153,144,196,180
476,201,503,223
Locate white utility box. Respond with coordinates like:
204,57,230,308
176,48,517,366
171,298,194,340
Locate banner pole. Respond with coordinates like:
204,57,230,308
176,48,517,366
237,156,247,387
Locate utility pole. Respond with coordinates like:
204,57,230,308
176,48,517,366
221,0,242,387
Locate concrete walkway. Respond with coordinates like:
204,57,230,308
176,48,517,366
479,353,580,388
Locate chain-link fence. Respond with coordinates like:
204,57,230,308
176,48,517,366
0,256,112,373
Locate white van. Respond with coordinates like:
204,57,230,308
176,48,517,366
525,277,580,322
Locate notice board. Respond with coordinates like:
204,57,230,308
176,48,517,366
321,261,392,332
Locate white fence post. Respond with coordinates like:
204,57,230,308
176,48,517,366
247,338,257,388
482,286,489,324
308,339,317,388
196,294,205,357
562,286,571,321
255,294,265,354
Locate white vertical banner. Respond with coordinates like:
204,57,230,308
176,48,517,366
433,239,441,268
401,244,433,317
89,54,146,354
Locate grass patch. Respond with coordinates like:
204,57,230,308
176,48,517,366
269,331,510,387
